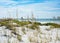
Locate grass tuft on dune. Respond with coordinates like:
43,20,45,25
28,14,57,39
43,23,60,28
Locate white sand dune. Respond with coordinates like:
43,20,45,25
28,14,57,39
0,25,60,43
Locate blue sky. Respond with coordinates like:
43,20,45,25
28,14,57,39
0,0,60,18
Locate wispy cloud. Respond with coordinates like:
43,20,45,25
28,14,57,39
0,0,46,7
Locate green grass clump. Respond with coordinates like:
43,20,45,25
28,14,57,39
13,19,32,26
43,23,60,28
12,19,20,24
6,24,13,29
27,23,39,30
33,22,41,25
0,21,9,26
0,19,13,26
20,21,32,26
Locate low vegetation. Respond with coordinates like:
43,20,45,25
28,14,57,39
43,23,60,28
0,19,60,30
17,34,22,41
13,19,32,26
26,22,40,30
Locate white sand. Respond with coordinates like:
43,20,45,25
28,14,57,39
0,26,60,43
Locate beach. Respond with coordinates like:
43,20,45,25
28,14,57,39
0,19,60,43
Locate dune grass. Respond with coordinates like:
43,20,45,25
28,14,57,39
26,22,40,30
13,19,32,26
17,34,22,41
43,23,60,28
0,20,9,26
0,19,60,29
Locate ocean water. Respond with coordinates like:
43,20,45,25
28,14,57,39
19,18,60,24
36,19,60,24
